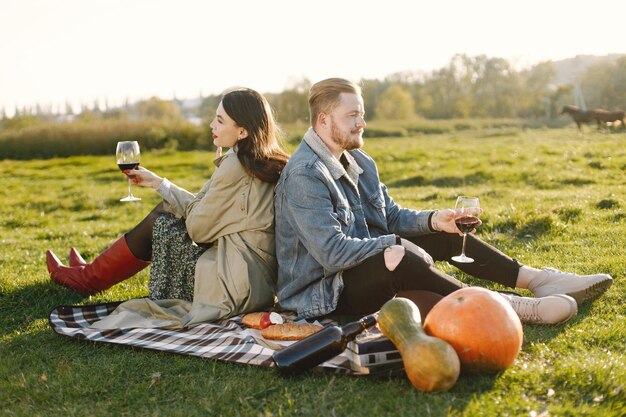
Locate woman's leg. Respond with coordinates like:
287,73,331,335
46,202,167,294
124,202,169,261
148,213,206,301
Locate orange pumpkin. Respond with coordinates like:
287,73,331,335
423,287,523,373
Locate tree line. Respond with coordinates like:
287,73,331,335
3,54,626,130
184,53,626,125
265,53,626,123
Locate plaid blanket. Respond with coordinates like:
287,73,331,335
49,301,402,375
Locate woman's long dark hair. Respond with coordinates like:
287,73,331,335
221,88,290,184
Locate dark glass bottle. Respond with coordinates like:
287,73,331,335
272,313,378,374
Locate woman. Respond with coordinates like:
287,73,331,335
47,88,290,326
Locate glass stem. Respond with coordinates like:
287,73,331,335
127,179,133,197
460,233,468,256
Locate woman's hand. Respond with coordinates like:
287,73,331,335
124,166,163,189
431,208,482,235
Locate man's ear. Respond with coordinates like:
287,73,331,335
317,112,328,128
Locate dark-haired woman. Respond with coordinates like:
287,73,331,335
46,88,290,326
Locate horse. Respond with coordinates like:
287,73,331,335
589,108,626,131
560,105,595,131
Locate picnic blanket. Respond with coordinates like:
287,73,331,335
48,299,404,376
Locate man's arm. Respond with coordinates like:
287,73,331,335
381,182,434,236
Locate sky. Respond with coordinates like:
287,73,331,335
1,0,625,116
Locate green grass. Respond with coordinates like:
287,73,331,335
1,127,624,416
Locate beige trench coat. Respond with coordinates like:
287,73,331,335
92,149,277,329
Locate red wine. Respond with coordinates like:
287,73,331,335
455,215,480,233
118,162,139,171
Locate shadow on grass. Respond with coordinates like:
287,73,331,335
521,300,606,344
560,178,595,186
370,367,500,415
390,171,494,188
0,280,86,337
488,216,559,240
522,322,574,344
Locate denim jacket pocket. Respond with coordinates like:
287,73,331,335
335,204,354,232
367,192,387,222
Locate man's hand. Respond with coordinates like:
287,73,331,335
431,208,482,235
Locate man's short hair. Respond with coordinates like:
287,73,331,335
309,78,361,127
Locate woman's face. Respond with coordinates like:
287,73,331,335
210,101,246,149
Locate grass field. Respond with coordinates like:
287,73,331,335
0,127,624,416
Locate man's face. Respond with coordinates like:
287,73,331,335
328,93,366,151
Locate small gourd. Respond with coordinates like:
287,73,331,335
377,297,460,392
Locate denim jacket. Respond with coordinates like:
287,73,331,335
274,128,434,318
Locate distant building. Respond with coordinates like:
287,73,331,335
175,97,204,126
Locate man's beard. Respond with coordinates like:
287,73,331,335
330,120,363,151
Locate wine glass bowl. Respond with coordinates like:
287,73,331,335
116,141,141,202
451,196,480,263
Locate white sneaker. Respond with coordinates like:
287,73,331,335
500,293,578,325
529,268,613,305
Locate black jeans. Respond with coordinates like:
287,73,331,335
334,233,521,315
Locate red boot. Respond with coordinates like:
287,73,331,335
46,236,150,295
69,247,86,266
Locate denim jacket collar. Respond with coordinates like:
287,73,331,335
303,128,363,187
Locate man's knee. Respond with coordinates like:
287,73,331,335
384,245,406,271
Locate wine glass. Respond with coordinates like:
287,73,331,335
116,141,141,202
450,196,480,263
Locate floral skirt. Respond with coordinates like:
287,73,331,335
148,214,207,301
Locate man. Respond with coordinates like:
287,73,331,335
274,78,612,324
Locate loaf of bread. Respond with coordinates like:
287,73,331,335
261,322,323,341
